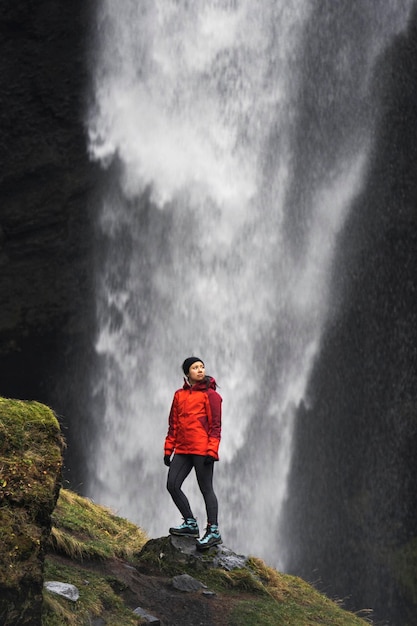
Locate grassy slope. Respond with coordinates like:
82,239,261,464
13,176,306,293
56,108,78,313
43,489,148,626
43,489,372,626
0,398,371,624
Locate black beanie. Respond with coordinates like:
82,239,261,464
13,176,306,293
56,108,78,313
182,356,204,375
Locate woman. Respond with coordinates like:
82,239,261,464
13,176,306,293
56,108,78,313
164,356,222,550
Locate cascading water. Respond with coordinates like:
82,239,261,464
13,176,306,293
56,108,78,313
86,1,413,569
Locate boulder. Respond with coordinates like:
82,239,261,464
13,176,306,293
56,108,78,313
0,398,64,626
43,581,80,602
172,573,207,592
138,534,247,576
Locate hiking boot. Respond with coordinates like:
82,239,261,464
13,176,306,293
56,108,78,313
195,524,222,550
169,518,199,537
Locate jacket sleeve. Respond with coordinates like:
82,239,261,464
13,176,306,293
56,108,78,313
206,389,222,460
164,393,178,456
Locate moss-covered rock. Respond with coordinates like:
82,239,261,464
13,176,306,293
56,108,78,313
0,398,64,626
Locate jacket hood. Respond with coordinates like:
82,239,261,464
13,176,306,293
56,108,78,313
183,375,217,391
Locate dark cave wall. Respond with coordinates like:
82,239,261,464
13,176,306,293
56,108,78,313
283,10,417,626
0,1,97,485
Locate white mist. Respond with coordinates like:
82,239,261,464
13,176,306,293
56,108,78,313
86,1,413,568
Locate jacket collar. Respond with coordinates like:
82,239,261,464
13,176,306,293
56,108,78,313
183,376,217,391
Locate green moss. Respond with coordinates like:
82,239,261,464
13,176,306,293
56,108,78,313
136,535,186,576
42,561,142,626
0,397,64,625
42,490,148,624
0,398,64,580
49,489,148,561
193,558,371,626
228,597,370,626
0,507,43,586
202,567,267,595
0,398,63,513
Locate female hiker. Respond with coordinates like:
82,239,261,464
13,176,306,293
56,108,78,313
164,356,222,550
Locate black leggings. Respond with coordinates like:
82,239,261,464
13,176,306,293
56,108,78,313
167,454,218,525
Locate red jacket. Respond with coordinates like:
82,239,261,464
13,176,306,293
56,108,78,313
164,377,222,460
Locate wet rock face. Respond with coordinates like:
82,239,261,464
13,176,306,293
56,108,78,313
0,398,64,626
138,535,247,578
0,0,96,405
283,10,417,625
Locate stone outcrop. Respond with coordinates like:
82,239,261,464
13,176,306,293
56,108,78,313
138,534,247,577
0,398,64,626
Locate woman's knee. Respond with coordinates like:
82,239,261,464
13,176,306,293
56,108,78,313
167,474,175,495
198,482,216,499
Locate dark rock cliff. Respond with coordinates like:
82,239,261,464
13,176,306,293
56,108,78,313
0,0,97,484
0,0,94,389
283,8,417,626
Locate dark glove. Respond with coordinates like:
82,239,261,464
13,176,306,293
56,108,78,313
204,455,215,465
164,455,171,467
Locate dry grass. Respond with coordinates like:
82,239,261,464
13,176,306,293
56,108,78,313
49,488,148,561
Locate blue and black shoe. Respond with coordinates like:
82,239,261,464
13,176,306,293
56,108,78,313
169,518,199,538
195,524,222,550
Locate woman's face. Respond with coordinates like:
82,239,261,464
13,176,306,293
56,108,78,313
187,361,205,385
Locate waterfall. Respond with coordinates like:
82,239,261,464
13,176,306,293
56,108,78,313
86,1,413,568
